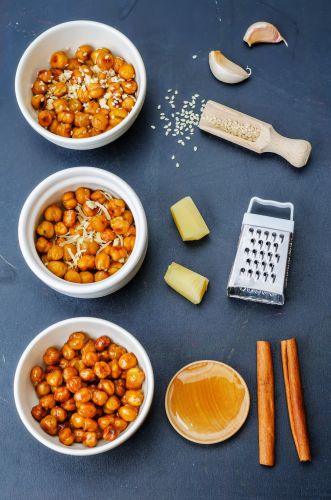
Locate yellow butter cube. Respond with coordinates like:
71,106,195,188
170,196,210,241
164,262,209,304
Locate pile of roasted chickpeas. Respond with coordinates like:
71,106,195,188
31,45,137,138
35,187,136,283
30,332,145,447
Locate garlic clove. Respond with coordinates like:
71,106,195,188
209,50,251,84
243,22,288,47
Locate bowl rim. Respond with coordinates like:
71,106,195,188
18,166,148,296
15,20,147,145
13,317,154,455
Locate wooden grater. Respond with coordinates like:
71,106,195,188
199,100,311,168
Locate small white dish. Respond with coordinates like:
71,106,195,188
18,166,148,298
14,317,154,456
15,20,146,150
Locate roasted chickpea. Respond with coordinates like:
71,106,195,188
121,80,138,95
82,351,99,367
68,98,82,112
61,397,76,412
91,390,108,407
72,127,90,139
30,404,47,424
100,228,115,242
47,245,64,261
79,368,96,382
77,87,90,103
36,237,52,255
119,404,138,422
56,123,72,137
124,389,144,407
91,190,106,204
38,110,53,128
82,200,98,217
49,81,67,97
30,365,45,386
43,347,61,366
113,56,124,72
80,271,94,283
73,387,91,404
108,343,127,361
107,198,125,217
114,378,126,397
59,357,70,369
126,225,136,236
77,255,95,271
32,80,47,94
83,431,97,448
67,57,80,70
99,350,110,362
111,216,130,235
58,110,75,124
48,261,68,278
62,191,77,210
94,252,110,272
75,187,90,204
117,62,134,80
81,339,96,355
87,82,105,99
98,415,114,430
109,359,121,379
74,112,90,128
91,113,108,131
126,367,145,389
122,96,135,112
98,379,115,396
81,240,99,255
93,270,108,282
94,336,111,353
31,94,45,110
118,353,137,370
73,428,85,443
64,270,81,283
62,366,77,382
123,235,135,253
97,51,114,70
108,246,127,262
38,69,53,83
54,222,68,236
36,381,51,397
51,68,63,80
50,51,68,69
40,415,58,435
103,395,121,414
40,394,56,410
70,412,85,429
114,417,128,432
51,406,67,422
53,98,68,113
75,44,93,62
78,401,97,418
94,361,111,379
88,215,108,232
68,332,86,350
91,48,109,64
37,221,54,240
62,209,77,228
46,368,63,387
103,424,119,441
58,427,74,446
62,243,76,261
82,418,98,432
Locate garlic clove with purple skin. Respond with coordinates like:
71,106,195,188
243,22,288,47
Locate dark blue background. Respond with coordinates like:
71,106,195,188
1,0,330,498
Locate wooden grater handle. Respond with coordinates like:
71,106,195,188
264,129,312,168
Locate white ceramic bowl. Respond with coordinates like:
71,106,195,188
15,20,146,150
14,317,154,455
18,167,148,298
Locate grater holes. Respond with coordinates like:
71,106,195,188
260,251,265,258
250,238,256,246
263,272,268,281
252,249,257,256
267,252,272,261
240,267,245,275
279,234,284,243
255,271,260,280
266,241,271,249
261,261,266,270
273,243,278,251
258,239,263,248
249,227,254,234
254,260,258,269
272,232,277,242
264,231,269,240
271,273,276,283
269,263,274,271
246,258,251,266
244,247,250,255
247,269,253,278
275,254,280,263
256,229,261,236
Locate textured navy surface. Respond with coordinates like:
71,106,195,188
1,0,330,498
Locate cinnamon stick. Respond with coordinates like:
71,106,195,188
257,341,275,466
281,338,311,462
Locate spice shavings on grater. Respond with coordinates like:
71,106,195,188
227,197,294,306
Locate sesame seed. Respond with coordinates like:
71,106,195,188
150,125,156,129
192,54,198,59
176,162,180,168
157,104,161,109
194,146,198,151
171,155,175,160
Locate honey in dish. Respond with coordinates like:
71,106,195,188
166,361,250,444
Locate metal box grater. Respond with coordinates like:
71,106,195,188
227,197,294,306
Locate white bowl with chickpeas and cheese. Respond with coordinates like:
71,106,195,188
14,317,154,455
18,167,148,298
15,20,146,150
